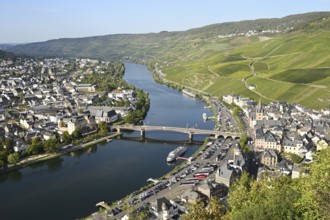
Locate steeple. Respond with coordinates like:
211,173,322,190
255,98,264,120
256,98,262,113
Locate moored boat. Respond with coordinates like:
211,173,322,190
166,146,187,162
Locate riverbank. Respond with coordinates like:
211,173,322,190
84,137,212,219
149,63,211,99
0,133,122,175
0,63,215,220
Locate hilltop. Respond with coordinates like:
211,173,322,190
8,12,330,59
7,11,330,109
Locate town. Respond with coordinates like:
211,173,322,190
222,94,330,178
0,56,329,220
88,94,329,219
0,57,149,169
216,27,294,39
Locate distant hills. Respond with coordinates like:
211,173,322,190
7,11,330,59
0,50,18,59
6,11,330,109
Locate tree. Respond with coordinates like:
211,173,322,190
98,121,108,136
183,197,226,220
7,152,20,165
226,172,253,216
296,148,330,219
0,137,4,150
59,120,66,128
233,106,242,116
239,134,247,147
61,131,71,144
0,150,7,168
72,128,82,140
124,112,135,124
239,133,251,154
4,137,14,153
43,138,60,153
26,137,43,155
131,210,148,220
18,92,25,100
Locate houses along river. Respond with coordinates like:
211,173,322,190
0,63,214,220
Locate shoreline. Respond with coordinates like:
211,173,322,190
84,137,212,219
0,133,122,175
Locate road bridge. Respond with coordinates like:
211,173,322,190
112,125,241,140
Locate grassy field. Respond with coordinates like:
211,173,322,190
253,62,269,72
205,77,267,102
270,68,330,84
210,62,250,77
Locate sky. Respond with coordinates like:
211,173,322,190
1,0,330,43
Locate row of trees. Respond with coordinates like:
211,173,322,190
183,147,330,219
0,122,111,168
0,136,61,167
0,137,17,167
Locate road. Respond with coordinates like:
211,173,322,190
89,137,238,220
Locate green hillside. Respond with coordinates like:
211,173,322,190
0,50,18,59
160,18,330,109
7,11,330,109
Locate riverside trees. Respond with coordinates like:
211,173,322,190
124,89,150,124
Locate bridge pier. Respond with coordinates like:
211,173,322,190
188,133,193,141
140,129,145,139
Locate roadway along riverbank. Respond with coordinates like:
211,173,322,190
86,137,238,220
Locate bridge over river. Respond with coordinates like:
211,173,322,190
112,125,241,140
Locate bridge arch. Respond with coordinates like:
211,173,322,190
111,127,120,133
217,135,225,140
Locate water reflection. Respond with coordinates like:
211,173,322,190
86,144,98,154
119,136,203,145
69,145,98,158
0,170,22,183
29,161,46,170
45,157,63,172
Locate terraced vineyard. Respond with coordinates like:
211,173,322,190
160,27,330,109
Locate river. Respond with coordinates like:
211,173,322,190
0,63,214,220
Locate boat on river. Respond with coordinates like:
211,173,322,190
166,146,187,162
203,113,208,121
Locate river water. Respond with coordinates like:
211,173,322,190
0,63,214,220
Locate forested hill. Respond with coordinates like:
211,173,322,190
0,50,18,59
7,12,330,59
